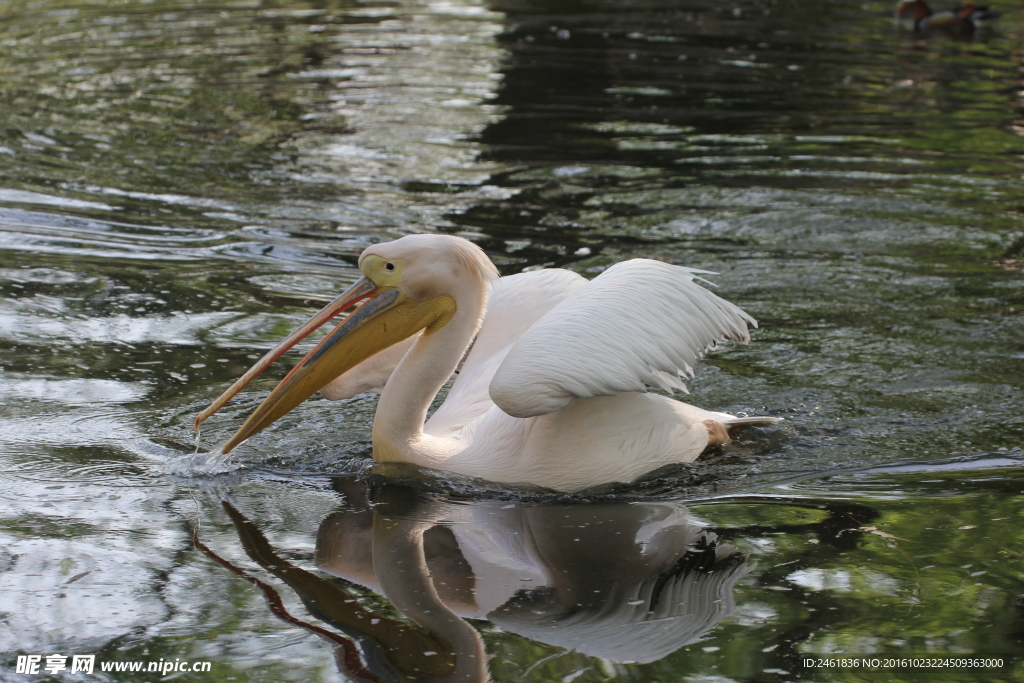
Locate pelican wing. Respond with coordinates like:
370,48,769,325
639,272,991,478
489,259,755,418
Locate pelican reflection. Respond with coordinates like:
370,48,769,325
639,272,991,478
198,479,752,682
316,480,752,675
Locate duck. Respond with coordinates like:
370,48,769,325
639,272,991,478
195,234,779,492
895,0,999,35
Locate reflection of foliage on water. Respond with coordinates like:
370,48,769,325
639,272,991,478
711,474,1024,682
788,474,1024,657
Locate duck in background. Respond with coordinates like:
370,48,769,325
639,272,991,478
895,0,1000,36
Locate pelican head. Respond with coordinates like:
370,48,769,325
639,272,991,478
197,234,498,454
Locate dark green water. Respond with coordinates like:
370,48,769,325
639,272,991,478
1,0,1023,680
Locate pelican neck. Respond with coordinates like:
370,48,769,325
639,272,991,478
372,281,489,465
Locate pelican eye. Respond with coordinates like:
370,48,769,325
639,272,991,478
384,262,395,272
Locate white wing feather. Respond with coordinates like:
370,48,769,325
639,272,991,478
489,259,755,418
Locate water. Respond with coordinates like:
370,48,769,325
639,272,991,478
1,0,1022,679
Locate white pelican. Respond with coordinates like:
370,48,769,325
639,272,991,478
196,234,778,492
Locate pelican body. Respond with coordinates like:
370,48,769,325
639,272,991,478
196,235,777,492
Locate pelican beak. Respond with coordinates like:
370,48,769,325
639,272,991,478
195,276,381,431
200,278,455,455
